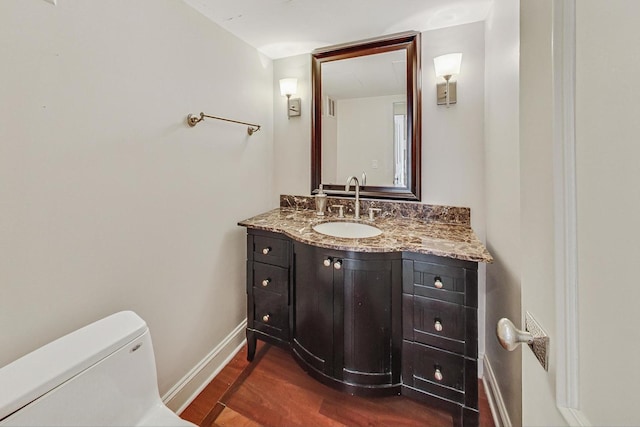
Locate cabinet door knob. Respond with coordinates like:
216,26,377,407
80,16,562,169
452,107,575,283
262,247,271,255
323,258,332,267
434,368,443,382
262,314,270,323
261,278,270,287
333,260,342,270
434,319,443,332
434,277,443,289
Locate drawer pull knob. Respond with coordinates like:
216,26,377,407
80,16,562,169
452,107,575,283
262,247,271,255
262,314,270,323
434,368,443,382
261,279,270,287
434,320,443,332
323,258,332,267
434,278,443,289
334,260,342,270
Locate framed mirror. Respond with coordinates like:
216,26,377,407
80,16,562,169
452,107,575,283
311,31,421,201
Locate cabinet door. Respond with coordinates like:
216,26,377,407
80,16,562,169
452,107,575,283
292,243,334,374
338,257,399,386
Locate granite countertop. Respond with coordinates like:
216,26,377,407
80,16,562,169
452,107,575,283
238,207,493,263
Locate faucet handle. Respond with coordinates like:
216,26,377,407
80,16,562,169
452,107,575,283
332,205,345,218
368,208,382,220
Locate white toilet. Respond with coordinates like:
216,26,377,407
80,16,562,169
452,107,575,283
0,311,196,426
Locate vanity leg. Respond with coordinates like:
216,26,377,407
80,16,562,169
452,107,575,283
246,329,257,361
455,407,478,427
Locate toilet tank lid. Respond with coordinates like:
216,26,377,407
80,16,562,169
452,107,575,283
0,311,148,421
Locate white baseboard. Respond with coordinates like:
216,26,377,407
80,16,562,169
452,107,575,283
162,319,247,414
482,354,511,427
559,407,591,427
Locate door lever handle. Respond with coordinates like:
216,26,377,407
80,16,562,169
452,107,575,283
496,318,533,351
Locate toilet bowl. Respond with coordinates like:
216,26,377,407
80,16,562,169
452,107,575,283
0,311,196,426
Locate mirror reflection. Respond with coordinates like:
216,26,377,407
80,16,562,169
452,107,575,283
311,31,421,201
321,50,407,187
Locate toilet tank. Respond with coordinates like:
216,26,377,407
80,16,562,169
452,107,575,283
0,311,190,426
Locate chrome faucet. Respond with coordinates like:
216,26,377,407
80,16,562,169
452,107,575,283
345,176,360,219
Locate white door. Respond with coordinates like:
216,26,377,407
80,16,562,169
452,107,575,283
508,1,640,425
516,1,568,424
517,0,570,424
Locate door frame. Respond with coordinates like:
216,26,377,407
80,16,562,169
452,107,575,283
551,0,588,424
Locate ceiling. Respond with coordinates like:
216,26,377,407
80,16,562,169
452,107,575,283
182,0,493,59
323,49,406,100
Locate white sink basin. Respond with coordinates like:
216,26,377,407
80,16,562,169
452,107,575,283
312,222,382,239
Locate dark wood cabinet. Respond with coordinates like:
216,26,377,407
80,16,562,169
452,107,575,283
340,255,401,389
244,231,479,425
291,242,402,396
290,242,334,374
246,230,291,360
401,252,479,427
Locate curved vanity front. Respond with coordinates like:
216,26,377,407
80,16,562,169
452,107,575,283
239,200,492,427
292,241,402,396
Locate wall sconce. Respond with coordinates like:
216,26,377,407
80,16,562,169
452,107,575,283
279,78,301,118
433,53,462,107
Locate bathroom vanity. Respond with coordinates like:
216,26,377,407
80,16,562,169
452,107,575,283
239,196,492,427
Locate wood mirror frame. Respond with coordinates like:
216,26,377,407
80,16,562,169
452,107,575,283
311,31,421,201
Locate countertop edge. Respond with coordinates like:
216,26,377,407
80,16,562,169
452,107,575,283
238,209,494,264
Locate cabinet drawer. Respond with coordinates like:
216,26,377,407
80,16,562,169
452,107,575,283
252,262,288,295
252,234,289,267
403,294,477,358
407,260,464,294
253,288,288,338
402,257,476,306
405,294,464,340
402,340,465,404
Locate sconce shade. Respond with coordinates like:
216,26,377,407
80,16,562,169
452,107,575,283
433,53,462,78
279,78,298,96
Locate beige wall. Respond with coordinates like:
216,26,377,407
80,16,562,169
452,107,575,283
483,0,521,424
576,1,640,424
322,107,338,184
0,0,274,396
336,95,404,186
273,53,312,197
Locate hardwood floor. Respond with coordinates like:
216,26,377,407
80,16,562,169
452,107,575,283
180,342,495,427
